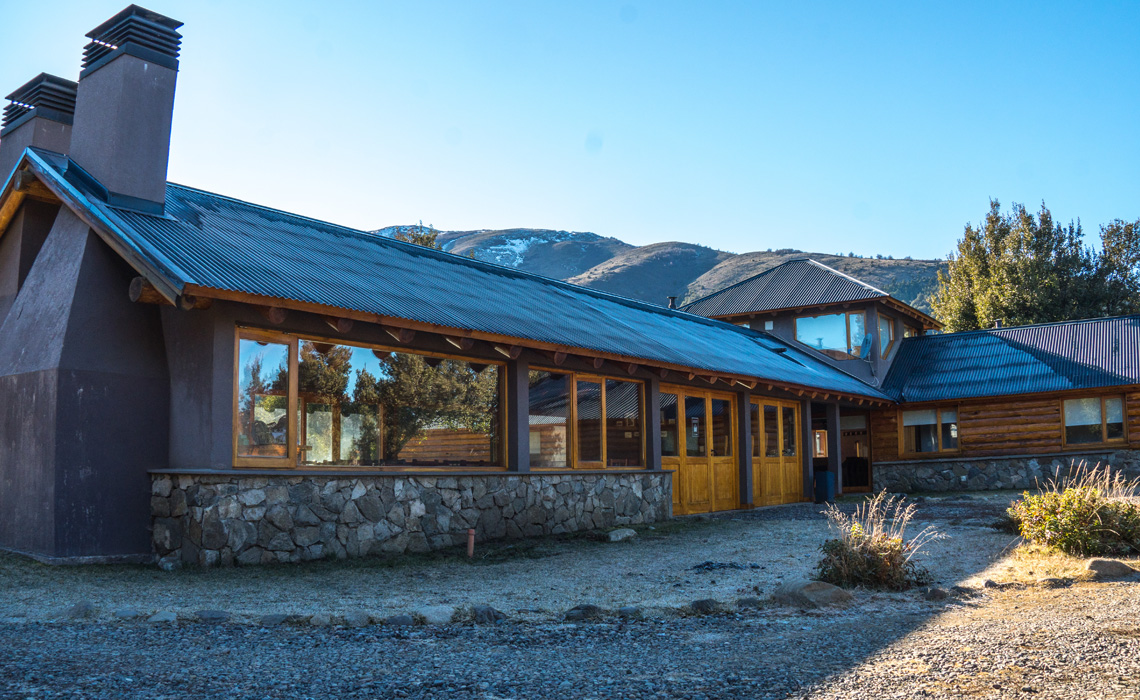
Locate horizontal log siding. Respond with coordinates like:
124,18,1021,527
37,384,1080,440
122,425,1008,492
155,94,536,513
871,392,1140,462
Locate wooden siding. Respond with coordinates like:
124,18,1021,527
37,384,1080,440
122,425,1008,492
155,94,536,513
872,391,1140,462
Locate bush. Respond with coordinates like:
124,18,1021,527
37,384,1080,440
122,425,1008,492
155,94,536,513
1008,464,1140,556
815,492,944,591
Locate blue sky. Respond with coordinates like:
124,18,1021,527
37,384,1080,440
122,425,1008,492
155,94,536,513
3,1,1137,260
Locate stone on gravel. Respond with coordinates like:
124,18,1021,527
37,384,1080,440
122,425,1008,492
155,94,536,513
196,610,229,623
344,610,372,627
415,605,456,625
259,614,292,626
308,613,331,627
617,606,642,618
922,587,949,601
471,605,507,624
689,599,724,614
1037,577,1069,589
384,614,415,626
950,585,976,596
772,580,853,609
113,608,143,620
1085,558,1137,580
607,528,638,542
735,597,764,609
147,611,178,624
565,604,604,621
65,601,95,619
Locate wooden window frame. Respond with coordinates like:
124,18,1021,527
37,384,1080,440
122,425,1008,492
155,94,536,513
793,310,867,361
233,327,508,470
531,367,647,470
897,405,961,457
878,313,896,359
1061,395,1127,448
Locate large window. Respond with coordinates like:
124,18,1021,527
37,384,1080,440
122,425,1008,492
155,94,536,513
795,311,868,360
234,330,503,469
878,314,896,359
660,392,680,458
528,370,645,469
901,407,959,454
1063,396,1126,446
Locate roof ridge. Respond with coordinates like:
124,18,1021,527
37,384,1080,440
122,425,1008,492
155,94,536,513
679,259,798,309
802,259,890,297
916,313,1140,341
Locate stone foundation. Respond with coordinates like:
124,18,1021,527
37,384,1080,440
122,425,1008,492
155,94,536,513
151,472,671,568
873,450,1140,493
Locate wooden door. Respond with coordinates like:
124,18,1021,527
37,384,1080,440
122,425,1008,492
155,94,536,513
709,393,739,511
778,403,803,503
661,386,739,514
753,399,803,505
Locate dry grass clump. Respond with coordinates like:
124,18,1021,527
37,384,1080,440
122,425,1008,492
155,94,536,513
1008,463,1140,557
815,492,946,591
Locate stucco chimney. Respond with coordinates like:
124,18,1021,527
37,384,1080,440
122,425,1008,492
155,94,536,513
0,73,77,182
68,5,183,214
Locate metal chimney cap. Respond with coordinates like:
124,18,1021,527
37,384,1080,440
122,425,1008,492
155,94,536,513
667,296,678,309
2,73,78,131
81,5,183,75
87,5,184,37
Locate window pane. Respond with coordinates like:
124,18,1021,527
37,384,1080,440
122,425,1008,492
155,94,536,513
750,403,761,457
577,379,603,462
849,312,868,358
1064,397,1103,445
710,398,733,457
940,410,958,450
796,314,847,352
660,392,680,457
902,409,937,426
1106,398,1125,441
237,339,290,457
878,315,894,359
782,406,797,457
902,409,939,453
529,370,570,468
605,379,643,467
764,405,779,457
903,325,919,338
300,342,501,467
685,396,707,457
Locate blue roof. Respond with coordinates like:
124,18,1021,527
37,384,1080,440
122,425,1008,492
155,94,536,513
682,259,888,316
21,148,890,401
883,315,1140,402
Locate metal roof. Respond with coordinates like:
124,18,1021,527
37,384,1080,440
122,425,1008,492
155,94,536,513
23,149,891,401
883,315,1140,403
681,259,889,318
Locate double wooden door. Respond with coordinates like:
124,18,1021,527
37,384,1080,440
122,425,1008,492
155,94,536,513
660,386,738,515
751,399,804,506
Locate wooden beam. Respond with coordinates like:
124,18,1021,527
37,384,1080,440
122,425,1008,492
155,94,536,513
323,315,353,334
177,294,212,311
548,351,568,366
384,326,416,344
12,169,54,200
624,362,639,375
704,375,719,384
591,357,605,370
446,336,475,351
737,379,757,390
128,277,174,306
258,305,287,323
687,372,697,381
657,368,669,379
495,344,522,360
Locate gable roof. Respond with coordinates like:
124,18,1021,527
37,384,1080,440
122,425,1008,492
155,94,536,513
883,315,1140,403
9,148,892,402
680,258,938,327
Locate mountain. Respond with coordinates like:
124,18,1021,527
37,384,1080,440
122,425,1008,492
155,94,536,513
372,226,945,312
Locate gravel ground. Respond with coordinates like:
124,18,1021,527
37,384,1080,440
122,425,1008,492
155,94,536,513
4,492,1137,699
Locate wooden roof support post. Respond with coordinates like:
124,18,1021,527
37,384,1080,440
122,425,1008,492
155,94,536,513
258,305,287,324
384,326,416,344
323,315,353,334
128,276,173,306
446,336,475,351
495,344,522,360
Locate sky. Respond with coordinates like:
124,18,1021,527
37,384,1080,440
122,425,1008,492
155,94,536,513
2,1,1138,260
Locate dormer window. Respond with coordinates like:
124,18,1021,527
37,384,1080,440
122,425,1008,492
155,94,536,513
794,311,868,360
878,314,896,359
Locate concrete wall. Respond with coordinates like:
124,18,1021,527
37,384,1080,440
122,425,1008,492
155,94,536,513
874,449,1140,493
152,471,672,568
0,199,59,324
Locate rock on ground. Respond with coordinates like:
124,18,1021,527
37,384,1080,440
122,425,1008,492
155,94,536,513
772,580,853,609
414,605,456,625
1086,558,1137,580
607,528,638,543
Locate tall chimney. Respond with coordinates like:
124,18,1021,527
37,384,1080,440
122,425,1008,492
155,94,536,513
68,5,183,214
667,296,677,309
0,73,77,182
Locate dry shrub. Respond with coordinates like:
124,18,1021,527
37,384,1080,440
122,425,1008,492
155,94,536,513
815,491,945,591
1008,462,1140,556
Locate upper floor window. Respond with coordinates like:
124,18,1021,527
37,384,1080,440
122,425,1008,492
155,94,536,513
1063,396,1125,446
901,407,958,454
795,311,868,360
878,314,896,359
903,324,920,339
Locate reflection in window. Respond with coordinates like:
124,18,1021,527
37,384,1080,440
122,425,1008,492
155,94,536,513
237,339,290,457
1064,396,1126,445
764,405,779,457
749,403,761,457
605,379,642,467
710,398,733,457
529,371,570,468
878,314,895,359
297,341,501,466
576,379,603,463
902,407,958,453
660,392,680,457
795,311,869,360
685,396,707,457
782,406,797,457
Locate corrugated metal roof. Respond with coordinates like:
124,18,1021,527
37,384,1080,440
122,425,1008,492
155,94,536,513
883,316,1140,402
681,259,888,318
27,149,891,401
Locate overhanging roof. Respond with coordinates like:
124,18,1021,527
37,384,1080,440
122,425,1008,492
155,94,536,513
7,148,892,403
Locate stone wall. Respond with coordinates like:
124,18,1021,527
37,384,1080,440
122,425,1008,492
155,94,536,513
151,472,670,568
873,450,1140,493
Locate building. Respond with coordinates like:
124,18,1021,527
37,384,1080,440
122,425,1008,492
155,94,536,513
0,7,1136,566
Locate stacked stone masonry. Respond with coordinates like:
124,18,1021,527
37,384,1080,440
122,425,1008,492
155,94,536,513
151,472,670,568
874,450,1140,493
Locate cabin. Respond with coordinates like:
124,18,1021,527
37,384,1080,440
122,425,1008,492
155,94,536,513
1,7,1136,568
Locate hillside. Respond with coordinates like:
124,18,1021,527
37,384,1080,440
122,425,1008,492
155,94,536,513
372,226,944,312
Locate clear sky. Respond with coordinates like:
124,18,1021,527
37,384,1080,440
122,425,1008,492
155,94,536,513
3,1,1138,260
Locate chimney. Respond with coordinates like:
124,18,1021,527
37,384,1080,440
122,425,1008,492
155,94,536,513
68,5,183,214
994,319,1003,329
667,296,677,309
0,73,77,182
